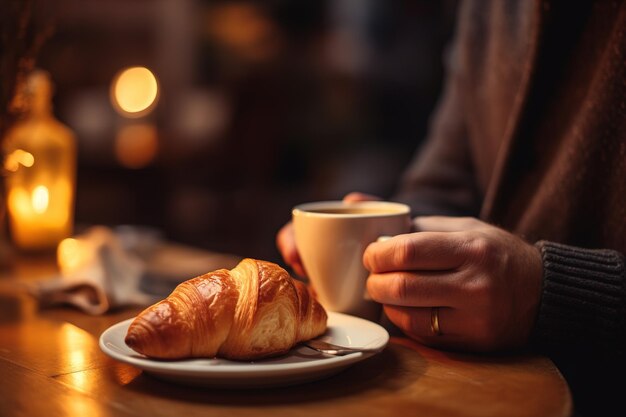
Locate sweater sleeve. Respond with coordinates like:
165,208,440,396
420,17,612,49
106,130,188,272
392,7,482,218
532,241,626,357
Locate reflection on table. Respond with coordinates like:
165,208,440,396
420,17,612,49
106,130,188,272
0,246,572,417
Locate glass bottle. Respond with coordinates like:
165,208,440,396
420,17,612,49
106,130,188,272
3,70,76,250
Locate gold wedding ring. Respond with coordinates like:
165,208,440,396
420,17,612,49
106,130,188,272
430,307,442,336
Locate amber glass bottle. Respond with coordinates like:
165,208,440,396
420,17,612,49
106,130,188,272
3,70,76,250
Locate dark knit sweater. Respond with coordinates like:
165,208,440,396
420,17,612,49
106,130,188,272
393,0,626,414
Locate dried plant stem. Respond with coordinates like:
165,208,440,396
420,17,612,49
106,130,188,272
1,0,51,145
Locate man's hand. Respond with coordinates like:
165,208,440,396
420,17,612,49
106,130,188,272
364,216,543,351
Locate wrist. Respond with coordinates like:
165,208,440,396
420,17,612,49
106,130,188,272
519,240,545,345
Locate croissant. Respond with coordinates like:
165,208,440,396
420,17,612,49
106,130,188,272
125,258,327,360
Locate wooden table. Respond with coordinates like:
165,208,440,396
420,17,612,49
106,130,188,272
0,252,572,417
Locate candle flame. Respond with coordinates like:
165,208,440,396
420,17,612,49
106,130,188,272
32,185,49,214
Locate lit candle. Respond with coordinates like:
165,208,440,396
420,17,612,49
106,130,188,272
7,180,74,250
3,70,76,251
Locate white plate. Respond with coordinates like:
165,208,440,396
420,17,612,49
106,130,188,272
99,312,389,388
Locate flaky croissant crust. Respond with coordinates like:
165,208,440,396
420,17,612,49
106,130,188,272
125,258,327,360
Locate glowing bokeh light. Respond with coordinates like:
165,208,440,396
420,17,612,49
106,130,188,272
57,237,81,271
111,66,159,117
114,123,159,169
4,149,35,172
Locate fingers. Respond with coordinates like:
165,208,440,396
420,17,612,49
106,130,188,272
413,216,486,232
276,222,306,276
363,232,470,273
383,305,467,343
364,216,542,352
383,305,506,352
364,218,493,273
342,192,382,203
367,270,460,307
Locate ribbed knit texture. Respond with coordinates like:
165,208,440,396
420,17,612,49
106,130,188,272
532,241,625,355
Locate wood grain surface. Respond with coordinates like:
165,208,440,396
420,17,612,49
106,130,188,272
0,253,572,417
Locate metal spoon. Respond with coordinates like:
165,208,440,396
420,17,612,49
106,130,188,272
302,339,383,356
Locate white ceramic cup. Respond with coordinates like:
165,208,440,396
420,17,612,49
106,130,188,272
292,201,411,320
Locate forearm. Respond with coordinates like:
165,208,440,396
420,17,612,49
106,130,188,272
392,19,482,218
393,148,482,218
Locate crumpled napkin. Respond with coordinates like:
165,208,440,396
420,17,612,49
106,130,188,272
27,226,159,315
25,226,243,315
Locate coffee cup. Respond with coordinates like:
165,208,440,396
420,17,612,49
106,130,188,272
292,200,411,320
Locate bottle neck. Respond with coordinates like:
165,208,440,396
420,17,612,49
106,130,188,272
28,97,53,118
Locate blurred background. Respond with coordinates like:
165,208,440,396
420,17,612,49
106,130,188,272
25,0,457,264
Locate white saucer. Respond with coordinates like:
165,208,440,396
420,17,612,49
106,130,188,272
99,312,389,388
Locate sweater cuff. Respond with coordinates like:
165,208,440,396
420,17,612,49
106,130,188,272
532,241,625,354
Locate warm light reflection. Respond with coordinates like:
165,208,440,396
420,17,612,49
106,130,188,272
4,149,35,172
111,66,159,117
114,123,158,168
58,323,102,417
32,185,49,214
58,323,93,388
57,237,82,272
12,320,102,417
69,371,89,394
65,395,102,417
113,364,142,385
